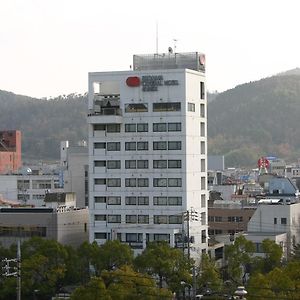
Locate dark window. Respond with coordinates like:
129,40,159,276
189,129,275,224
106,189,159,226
125,124,136,132
94,142,106,149
188,103,195,112
107,160,121,169
137,142,148,150
125,196,137,205
137,160,148,169
125,178,136,187
168,141,181,150
153,141,167,150
138,196,149,205
106,124,120,132
153,102,181,112
107,142,120,151
125,142,136,151
153,123,167,132
168,160,181,168
153,160,167,169
168,122,181,132
125,103,148,112
125,160,136,169
137,123,148,132
200,81,205,99
281,218,287,225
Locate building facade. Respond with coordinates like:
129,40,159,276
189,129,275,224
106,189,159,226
88,52,208,257
0,130,21,174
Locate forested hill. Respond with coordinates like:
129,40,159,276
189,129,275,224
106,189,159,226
0,91,87,159
208,74,300,166
1,72,300,165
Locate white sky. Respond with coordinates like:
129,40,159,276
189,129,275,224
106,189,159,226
1,0,300,98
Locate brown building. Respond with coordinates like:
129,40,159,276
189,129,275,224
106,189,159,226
208,204,256,236
0,130,21,174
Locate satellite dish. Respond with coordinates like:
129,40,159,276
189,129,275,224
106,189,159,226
168,47,173,54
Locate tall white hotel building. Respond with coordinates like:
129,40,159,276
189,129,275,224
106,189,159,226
88,52,208,257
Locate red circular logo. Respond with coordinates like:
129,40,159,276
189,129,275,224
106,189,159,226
199,54,205,66
126,76,140,87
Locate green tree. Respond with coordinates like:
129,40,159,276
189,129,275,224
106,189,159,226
225,235,255,284
134,241,192,295
70,277,111,300
102,265,172,300
197,254,222,293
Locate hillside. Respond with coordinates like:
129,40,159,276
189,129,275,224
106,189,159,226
208,75,300,166
0,91,87,159
0,72,300,166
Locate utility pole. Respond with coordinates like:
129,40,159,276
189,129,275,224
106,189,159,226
2,240,21,300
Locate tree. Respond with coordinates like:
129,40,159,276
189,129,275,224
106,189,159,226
102,266,172,300
261,239,283,273
134,241,192,295
225,235,255,284
197,254,222,293
70,277,111,300
87,240,134,276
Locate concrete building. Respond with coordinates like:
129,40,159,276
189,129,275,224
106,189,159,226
88,52,208,257
0,169,64,207
61,141,88,208
247,202,300,254
0,206,89,247
0,130,21,174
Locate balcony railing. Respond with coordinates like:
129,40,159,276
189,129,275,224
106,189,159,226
88,107,122,117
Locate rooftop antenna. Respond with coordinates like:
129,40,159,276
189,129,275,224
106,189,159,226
173,38,178,53
156,21,159,54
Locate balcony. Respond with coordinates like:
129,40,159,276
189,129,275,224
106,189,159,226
88,97,123,124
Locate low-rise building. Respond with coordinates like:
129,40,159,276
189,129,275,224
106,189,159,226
0,206,89,247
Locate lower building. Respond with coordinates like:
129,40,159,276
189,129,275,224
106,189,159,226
0,206,89,247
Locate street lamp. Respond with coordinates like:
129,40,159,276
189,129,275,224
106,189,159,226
234,286,247,299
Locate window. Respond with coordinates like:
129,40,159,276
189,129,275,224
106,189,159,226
125,103,148,112
201,212,206,225
126,215,137,224
154,234,170,242
153,160,167,169
95,215,106,221
168,197,182,206
107,160,121,169
94,160,106,167
32,180,51,189
201,159,205,172
168,141,181,150
107,196,121,205
153,123,167,132
215,216,222,222
281,218,287,225
126,233,142,243
138,178,149,187
188,102,195,112
138,196,149,205
107,178,121,187
154,215,168,224
153,102,181,112
201,177,206,190
107,215,121,223
153,178,167,187
95,196,106,203
153,197,168,206
125,178,136,187
168,178,182,187
200,104,205,117
125,160,136,169
125,142,136,151
94,142,106,149
107,142,120,151
17,180,30,190
200,122,205,137
94,124,106,131
137,142,148,150
106,124,120,133
201,230,206,243
94,178,106,185
169,215,182,224
200,81,205,99
168,160,181,168
94,232,107,239
125,196,137,205
228,216,243,222
138,215,149,224
168,122,181,132
153,141,167,150
137,123,148,132
274,218,277,225
201,141,205,154
201,194,206,208
137,160,148,169
125,124,136,132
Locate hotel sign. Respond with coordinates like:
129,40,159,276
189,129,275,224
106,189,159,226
126,75,179,91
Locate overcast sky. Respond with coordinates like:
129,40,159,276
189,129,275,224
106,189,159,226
1,0,299,98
